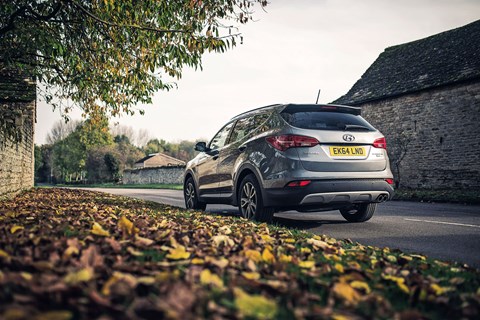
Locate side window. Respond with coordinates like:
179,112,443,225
230,113,272,144
209,122,234,150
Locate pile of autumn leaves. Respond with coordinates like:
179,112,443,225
0,189,479,319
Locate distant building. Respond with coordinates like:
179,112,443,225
334,20,480,189
134,153,186,169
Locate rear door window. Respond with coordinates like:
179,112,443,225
229,113,271,143
281,111,375,131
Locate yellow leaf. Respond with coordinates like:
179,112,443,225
244,249,262,262
350,281,371,294
64,268,94,285
91,222,110,237
20,272,32,281
0,249,11,259
261,234,275,243
166,245,190,260
301,247,311,254
242,271,261,280
333,282,361,305
430,283,454,296
191,258,204,265
64,246,79,257
382,275,409,294
218,226,232,235
298,260,315,269
262,248,276,263
335,263,345,273
284,238,296,243
10,225,24,234
33,311,73,320
118,216,138,236
234,288,277,319
279,254,292,263
200,269,224,288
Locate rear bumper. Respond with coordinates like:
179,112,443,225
262,179,394,209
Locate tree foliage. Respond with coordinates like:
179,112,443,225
1,0,268,121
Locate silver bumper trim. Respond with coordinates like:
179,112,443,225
300,191,390,205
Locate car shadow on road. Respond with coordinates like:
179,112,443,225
206,208,348,230
272,216,349,230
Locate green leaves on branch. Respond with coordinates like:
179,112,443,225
1,0,268,122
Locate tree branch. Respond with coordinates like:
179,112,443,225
68,0,192,35
0,6,27,36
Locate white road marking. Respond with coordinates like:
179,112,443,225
405,218,480,229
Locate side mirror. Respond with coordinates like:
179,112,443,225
194,141,208,152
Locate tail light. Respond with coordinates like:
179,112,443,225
385,178,394,185
266,135,319,151
373,137,387,149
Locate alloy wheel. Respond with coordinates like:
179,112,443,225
185,182,195,209
240,182,257,219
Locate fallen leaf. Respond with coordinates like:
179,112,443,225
91,222,110,237
350,281,371,294
166,245,190,260
244,249,262,262
119,215,139,236
234,287,277,319
10,225,24,234
333,282,361,305
242,271,261,280
262,248,275,263
200,269,224,288
64,268,94,285
298,260,315,269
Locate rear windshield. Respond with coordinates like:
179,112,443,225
280,111,375,131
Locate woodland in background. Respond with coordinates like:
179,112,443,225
35,120,201,184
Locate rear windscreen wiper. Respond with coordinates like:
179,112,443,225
344,124,371,131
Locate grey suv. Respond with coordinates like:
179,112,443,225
184,104,394,223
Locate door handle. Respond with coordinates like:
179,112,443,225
238,145,247,152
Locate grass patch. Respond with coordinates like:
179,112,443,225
0,188,479,319
45,182,183,190
394,188,480,204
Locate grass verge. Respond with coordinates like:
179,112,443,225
394,188,480,204
0,188,479,319
47,183,183,190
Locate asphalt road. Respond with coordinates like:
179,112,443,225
87,188,480,268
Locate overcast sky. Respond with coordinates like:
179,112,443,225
34,0,480,145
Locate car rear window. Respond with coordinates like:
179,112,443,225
280,111,375,131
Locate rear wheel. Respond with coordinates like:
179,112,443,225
340,203,377,222
238,174,274,223
184,177,206,211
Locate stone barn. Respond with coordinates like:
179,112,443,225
0,63,36,198
334,20,480,189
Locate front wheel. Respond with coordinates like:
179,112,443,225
184,177,206,211
340,203,377,222
238,174,274,223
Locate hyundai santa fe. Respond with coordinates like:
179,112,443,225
184,104,394,223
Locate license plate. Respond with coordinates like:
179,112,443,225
329,146,366,157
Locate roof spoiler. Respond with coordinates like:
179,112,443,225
281,104,361,115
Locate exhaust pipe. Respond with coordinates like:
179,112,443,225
376,194,389,203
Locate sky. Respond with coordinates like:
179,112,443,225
34,0,480,145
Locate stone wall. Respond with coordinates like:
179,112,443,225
359,80,480,189
123,166,185,185
0,101,35,199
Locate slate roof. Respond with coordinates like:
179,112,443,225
134,153,185,166
334,20,480,105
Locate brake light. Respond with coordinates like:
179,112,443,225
287,180,311,187
266,135,319,151
385,178,394,185
373,137,387,149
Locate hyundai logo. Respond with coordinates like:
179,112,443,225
343,134,355,142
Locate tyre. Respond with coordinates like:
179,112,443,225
340,203,377,222
238,174,274,223
184,177,206,211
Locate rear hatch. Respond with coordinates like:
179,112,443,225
280,104,387,172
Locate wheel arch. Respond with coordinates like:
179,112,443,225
233,164,265,206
